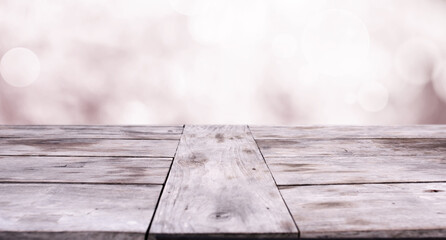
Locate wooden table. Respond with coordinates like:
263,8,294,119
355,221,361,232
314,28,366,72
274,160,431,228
0,125,445,239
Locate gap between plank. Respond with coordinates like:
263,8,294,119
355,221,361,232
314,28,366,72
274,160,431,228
0,155,173,158
278,180,446,189
254,137,446,140
145,124,185,240
247,125,301,239
0,181,164,186
0,137,181,140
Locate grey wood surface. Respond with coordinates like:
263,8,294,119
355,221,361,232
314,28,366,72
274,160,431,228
250,125,446,139
0,232,145,240
256,138,446,158
150,125,298,237
0,138,178,157
266,155,446,185
0,156,171,184
280,183,446,238
0,125,181,240
2,125,446,239
0,184,162,239
0,125,182,140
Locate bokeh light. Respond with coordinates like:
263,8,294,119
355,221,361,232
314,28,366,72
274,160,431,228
394,38,440,86
301,9,370,76
0,47,40,87
1,0,446,124
168,0,210,16
272,34,298,59
121,101,151,124
357,81,389,112
187,0,269,46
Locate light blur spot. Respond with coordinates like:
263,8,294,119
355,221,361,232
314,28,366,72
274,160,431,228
344,92,356,105
271,34,297,59
112,0,173,19
0,47,40,87
357,81,389,112
1,0,446,125
433,61,446,103
122,101,150,124
274,0,327,26
127,220,138,225
301,9,370,76
394,38,440,86
298,64,319,86
169,0,210,16
187,0,269,46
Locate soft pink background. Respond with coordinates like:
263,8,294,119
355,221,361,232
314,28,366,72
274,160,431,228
1,0,446,125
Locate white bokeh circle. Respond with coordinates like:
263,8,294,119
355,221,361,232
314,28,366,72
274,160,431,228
301,9,370,76
0,47,40,87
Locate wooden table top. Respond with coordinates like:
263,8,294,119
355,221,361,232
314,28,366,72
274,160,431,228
0,125,445,239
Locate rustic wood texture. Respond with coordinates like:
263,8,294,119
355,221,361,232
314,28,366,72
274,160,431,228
256,138,446,158
0,232,145,240
266,155,446,185
280,183,446,238
250,125,446,139
2,125,446,239
0,156,171,184
150,125,298,238
0,125,182,140
0,138,178,157
0,125,182,240
0,184,162,239
253,125,446,238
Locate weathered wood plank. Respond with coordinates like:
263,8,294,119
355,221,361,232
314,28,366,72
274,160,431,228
150,125,298,238
0,138,178,157
280,183,446,238
257,138,446,158
0,232,144,240
250,125,446,139
0,156,171,184
266,155,446,185
0,184,162,240
0,125,182,140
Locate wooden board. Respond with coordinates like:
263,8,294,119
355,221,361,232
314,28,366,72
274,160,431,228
0,184,162,239
0,156,171,184
0,232,144,240
256,138,446,158
1,125,445,239
150,125,298,238
0,138,178,157
266,155,446,185
250,125,446,139
0,125,183,140
280,183,446,238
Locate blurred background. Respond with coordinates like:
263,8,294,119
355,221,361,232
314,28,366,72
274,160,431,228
1,0,446,125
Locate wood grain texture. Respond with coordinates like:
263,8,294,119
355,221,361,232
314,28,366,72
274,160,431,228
280,183,446,238
0,231,145,240
0,125,182,140
257,138,446,158
266,155,446,185
0,138,178,157
150,125,298,238
250,125,446,139
0,184,162,239
0,156,171,184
